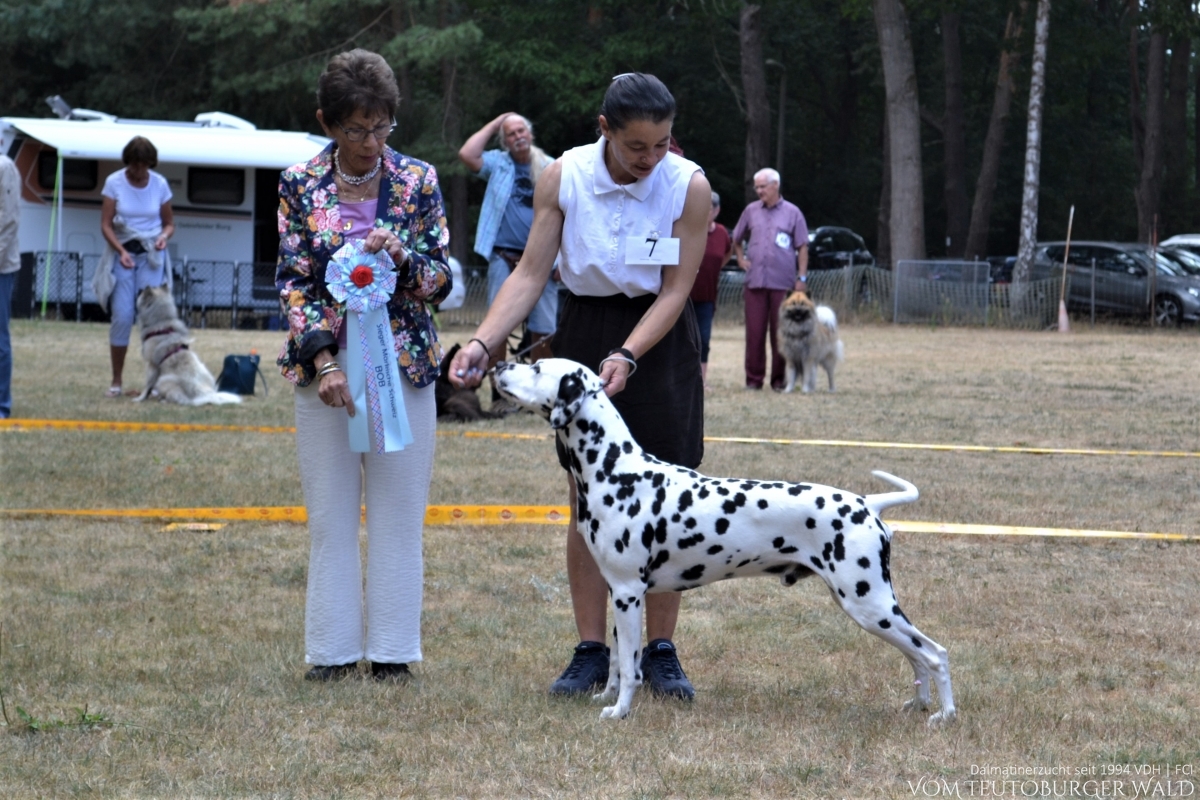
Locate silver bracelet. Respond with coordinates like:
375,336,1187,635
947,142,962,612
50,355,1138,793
598,354,637,378
316,362,343,379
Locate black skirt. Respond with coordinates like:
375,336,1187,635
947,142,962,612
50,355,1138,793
552,291,704,470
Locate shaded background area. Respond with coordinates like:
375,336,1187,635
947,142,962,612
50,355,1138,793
1,0,1195,265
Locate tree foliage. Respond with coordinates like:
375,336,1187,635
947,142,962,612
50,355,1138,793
2,0,1198,263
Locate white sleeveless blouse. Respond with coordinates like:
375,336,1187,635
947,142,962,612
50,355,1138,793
557,137,701,297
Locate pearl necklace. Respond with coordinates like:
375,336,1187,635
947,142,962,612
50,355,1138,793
334,149,381,186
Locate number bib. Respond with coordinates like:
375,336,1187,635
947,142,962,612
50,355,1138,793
625,235,681,266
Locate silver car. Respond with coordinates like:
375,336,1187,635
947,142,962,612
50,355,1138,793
1032,241,1200,325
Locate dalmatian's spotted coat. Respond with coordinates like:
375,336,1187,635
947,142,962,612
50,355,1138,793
494,359,956,725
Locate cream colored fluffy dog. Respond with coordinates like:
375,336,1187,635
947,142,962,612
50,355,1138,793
132,286,241,406
778,291,843,394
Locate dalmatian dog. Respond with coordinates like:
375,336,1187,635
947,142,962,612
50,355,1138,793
493,358,956,726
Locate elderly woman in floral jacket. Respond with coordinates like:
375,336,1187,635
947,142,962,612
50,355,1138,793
276,49,451,683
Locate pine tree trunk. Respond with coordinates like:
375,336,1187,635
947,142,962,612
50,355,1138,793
941,11,969,258
1128,0,1145,173
391,1,415,144
877,113,892,270
1195,47,1200,225
873,0,925,267
1013,0,1050,285
1162,35,1190,237
1135,28,1167,244
439,0,468,265
965,5,1025,261
740,3,772,205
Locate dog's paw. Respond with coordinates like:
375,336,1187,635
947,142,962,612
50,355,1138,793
902,697,931,713
600,704,630,720
926,708,957,728
131,393,147,403
593,686,617,702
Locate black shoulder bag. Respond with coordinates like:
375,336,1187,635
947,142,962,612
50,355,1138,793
217,353,269,397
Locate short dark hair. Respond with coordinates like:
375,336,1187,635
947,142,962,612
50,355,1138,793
316,49,400,128
600,73,675,131
122,136,157,167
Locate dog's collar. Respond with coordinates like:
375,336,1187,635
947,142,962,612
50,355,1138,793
143,326,175,340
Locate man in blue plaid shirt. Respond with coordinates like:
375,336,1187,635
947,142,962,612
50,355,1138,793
459,113,558,382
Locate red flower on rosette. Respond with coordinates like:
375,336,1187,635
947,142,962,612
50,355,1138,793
350,265,374,288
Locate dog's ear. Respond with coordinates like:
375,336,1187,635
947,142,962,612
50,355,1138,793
549,371,587,429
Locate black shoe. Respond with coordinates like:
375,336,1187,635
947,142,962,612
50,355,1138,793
370,662,411,682
304,663,356,682
639,639,695,700
548,641,609,696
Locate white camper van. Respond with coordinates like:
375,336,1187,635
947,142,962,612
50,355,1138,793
0,107,329,323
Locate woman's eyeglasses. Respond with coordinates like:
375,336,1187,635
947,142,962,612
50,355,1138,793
336,118,397,143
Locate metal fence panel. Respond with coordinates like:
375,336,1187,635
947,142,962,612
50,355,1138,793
30,252,85,320
178,259,236,324
986,279,1062,329
894,260,990,325
17,250,1141,333
711,265,893,325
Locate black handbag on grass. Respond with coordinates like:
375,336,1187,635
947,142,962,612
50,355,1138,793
217,353,269,397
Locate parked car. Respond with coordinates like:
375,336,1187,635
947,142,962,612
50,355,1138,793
1159,245,1200,277
1159,234,1200,257
986,255,1016,284
807,226,875,270
1032,241,1200,325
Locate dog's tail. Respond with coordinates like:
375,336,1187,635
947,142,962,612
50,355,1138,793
863,470,918,516
192,391,243,406
817,306,845,364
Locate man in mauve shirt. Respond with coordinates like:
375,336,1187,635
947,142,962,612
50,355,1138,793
731,168,808,391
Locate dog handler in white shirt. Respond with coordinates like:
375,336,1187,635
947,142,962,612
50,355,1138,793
96,136,175,397
450,73,711,699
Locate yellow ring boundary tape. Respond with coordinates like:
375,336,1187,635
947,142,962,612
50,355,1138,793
703,436,1200,459
4,418,1198,459
0,418,296,434
1,506,1197,540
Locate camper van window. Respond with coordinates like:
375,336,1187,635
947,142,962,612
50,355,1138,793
188,168,245,205
37,152,98,191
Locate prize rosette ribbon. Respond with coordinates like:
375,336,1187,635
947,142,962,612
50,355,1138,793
325,239,413,454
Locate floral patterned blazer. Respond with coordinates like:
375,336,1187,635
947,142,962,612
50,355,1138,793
276,143,452,388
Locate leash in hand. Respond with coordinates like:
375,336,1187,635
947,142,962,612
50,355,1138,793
452,332,547,382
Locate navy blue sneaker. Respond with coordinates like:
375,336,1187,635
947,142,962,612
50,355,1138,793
549,641,609,695
639,639,695,700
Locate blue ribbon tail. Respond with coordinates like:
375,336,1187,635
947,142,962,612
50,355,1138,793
364,307,412,452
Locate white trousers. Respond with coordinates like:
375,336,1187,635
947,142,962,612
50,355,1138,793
293,377,436,666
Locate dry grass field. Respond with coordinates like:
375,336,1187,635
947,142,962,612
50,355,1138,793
1,316,1198,799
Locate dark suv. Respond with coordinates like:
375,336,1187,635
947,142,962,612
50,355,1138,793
807,226,875,270
1031,241,1200,325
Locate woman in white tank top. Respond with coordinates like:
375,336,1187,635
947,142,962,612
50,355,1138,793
451,74,712,700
